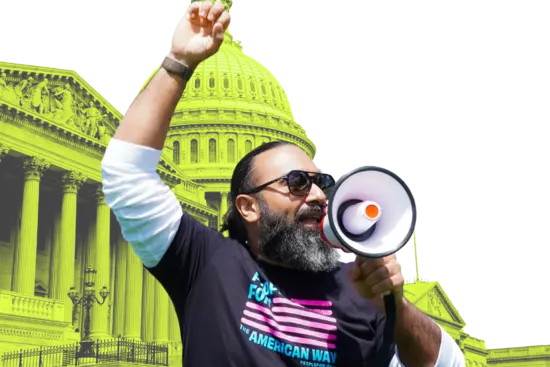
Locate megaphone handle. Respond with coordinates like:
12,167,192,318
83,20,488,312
382,292,397,354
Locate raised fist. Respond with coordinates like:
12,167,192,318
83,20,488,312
170,1,231,69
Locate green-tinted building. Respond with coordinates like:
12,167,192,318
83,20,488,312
0,2,548,366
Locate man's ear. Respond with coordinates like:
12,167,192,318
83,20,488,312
235,194,260,224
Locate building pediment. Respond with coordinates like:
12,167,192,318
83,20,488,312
404,281,466,329
0,61,206,194
0,61,119,145
0,61,295,216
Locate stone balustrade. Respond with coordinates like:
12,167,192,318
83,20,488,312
0,290,65,322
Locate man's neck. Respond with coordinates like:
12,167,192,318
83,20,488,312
252,248,291,269
246,240,295,270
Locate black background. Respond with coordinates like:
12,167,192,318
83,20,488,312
0,0,550,345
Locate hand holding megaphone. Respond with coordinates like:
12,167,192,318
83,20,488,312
349,254,404,304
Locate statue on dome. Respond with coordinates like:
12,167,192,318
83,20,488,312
192,0,232,10
222,0,232,10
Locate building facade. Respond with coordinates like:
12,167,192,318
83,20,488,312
0,58,215,364
0,1,548,366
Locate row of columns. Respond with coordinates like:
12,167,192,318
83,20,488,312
4,154,104,329
2,151,110,336
0,148,181,343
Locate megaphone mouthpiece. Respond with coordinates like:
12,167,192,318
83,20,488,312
365,204,380,219
340,200,381,238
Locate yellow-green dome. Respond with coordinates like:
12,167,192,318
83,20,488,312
176,33,294,126
170,32,315,157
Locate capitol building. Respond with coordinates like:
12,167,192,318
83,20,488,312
0,1,548,366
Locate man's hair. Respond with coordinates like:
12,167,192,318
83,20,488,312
220,140,295,243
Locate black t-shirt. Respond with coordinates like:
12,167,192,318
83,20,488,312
147,212,396,367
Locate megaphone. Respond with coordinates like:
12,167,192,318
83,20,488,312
320,166,416,258
319,166,416,345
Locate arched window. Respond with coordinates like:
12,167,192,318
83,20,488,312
237,74,243,90
194,78,201,89
227,139,235,163
190,139,198,163
249,78,256,93
209,139,217,163
245,140,252,154
209,74,215,88
223,74,230,89
173,141,180,164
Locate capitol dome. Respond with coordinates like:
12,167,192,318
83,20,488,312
169,31,316,174
146,0,316,227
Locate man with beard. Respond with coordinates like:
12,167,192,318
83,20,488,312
101,2,465,366
233,177,340,273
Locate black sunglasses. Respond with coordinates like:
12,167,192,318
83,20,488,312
241,170,336,197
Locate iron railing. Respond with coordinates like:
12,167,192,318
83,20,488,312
1,337,169,367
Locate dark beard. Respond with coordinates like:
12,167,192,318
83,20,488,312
257,200,340,273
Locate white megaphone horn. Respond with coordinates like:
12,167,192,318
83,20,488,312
320,166,416,258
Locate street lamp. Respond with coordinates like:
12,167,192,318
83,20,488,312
67,265,110,353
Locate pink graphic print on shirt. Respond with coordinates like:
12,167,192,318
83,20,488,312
239,272,338,366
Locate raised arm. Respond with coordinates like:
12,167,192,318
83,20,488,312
111,0,230,149
101,1,231,269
